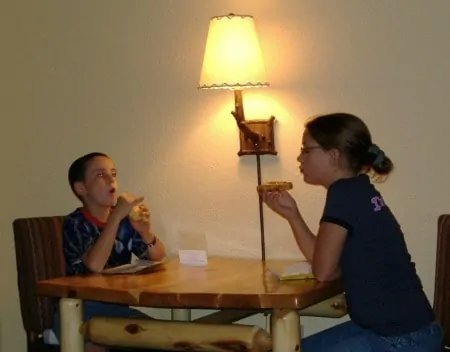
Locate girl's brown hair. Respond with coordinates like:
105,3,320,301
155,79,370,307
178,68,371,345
305,113,394,181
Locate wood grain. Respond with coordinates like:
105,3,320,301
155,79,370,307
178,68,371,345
36,257,344,310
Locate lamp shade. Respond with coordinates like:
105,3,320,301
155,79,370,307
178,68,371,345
198,14,269,90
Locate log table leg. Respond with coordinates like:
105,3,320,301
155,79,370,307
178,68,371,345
171,308,191,321
271,309,300,352
60,298,84,352
82,318,272,351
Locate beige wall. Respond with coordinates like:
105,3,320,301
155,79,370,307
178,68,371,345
1,0,450,350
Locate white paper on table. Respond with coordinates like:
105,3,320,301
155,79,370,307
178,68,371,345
178,231,208,266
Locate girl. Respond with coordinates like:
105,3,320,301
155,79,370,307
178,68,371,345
261,113,442,351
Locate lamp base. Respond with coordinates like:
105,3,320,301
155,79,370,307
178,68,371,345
237,116,277,156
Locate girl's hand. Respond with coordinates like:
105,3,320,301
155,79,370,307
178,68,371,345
261,190,300,221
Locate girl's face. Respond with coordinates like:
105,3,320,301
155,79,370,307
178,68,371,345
297,131,340,187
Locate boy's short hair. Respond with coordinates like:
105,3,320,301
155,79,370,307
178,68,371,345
68,152,109,200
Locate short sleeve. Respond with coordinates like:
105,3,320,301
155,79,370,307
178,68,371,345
131,230,149,260
62,216,94,275
320,181,354,231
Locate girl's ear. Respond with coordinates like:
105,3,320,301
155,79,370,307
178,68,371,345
327,148,341,168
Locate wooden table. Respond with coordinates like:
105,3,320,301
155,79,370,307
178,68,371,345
37,257,344,352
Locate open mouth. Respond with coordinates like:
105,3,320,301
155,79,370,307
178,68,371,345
109,188,116,195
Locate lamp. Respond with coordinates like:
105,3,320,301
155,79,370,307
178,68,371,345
198,14,276,261
198,13,277,157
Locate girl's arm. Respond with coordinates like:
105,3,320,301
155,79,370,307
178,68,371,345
288,213,346,282
312,222,346,281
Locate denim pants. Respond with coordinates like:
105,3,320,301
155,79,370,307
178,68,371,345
301,320,442,351
53,300,165,352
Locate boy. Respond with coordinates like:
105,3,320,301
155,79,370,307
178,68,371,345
52,152,166,352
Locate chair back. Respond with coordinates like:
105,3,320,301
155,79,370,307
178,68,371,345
434,214,450,349
13,216,65,339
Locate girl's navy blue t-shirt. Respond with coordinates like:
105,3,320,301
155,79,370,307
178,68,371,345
321,174,434,336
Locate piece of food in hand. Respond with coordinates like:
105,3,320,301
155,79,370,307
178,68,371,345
257,181,293,192
129,206,142,221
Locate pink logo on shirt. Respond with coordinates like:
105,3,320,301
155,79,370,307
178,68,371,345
371,196,385,212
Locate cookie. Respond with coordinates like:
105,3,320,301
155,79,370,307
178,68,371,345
257,181,293,192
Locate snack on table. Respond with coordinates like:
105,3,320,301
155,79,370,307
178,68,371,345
257,181,293,192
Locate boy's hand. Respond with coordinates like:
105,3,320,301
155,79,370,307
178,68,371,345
110,193,144,222
129,204,152,240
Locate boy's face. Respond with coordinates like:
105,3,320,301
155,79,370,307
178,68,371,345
75,156,118,207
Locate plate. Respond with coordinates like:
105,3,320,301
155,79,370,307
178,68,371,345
101,260,164,275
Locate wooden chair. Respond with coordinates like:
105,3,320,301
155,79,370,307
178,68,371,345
434,214,450,350
13,216,65,352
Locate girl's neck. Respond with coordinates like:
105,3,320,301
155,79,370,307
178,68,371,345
323,169,358,189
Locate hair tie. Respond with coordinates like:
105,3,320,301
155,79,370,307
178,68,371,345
368,144,385,167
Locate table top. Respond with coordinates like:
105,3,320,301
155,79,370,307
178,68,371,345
36,257,344,309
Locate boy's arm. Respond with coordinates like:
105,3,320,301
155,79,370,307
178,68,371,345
132,230,166,262
64,214,121,274
81,215,121,273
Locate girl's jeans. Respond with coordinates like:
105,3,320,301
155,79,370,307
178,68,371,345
302,320,442,351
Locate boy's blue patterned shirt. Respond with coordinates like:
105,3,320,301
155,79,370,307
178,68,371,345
63,208,148,275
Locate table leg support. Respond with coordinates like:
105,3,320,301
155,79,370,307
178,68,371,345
60,298,84,352
271,309,301,352
171,308,191,321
